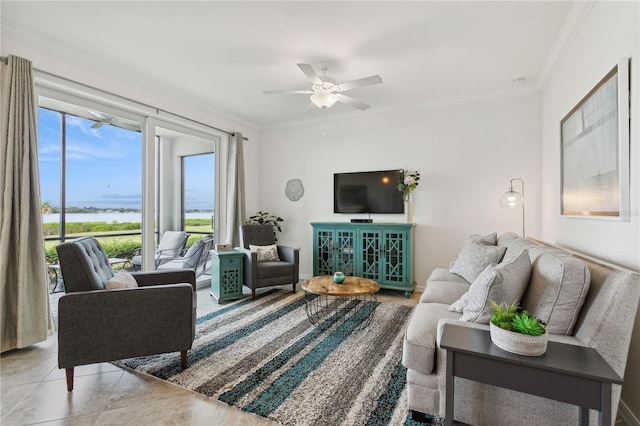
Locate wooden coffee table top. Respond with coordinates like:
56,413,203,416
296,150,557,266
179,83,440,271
302,276,380,297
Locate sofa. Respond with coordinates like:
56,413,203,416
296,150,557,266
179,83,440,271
402,232,640,425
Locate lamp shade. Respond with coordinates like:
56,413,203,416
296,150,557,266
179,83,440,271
310,92,338,109
499,190,524,208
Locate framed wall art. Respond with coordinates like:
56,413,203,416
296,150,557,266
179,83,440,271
560,57,630,221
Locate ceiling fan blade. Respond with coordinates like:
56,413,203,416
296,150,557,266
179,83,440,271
337,75,383,92
263,89,314,95
91,121,105,129
297,63,322,85
336,94,370,111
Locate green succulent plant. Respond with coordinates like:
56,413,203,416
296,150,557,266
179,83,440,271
490,301,546,337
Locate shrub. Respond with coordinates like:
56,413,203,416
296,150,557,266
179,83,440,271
100,239,141,259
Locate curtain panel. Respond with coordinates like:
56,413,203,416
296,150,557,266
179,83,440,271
0,55,53,352
225,132,246,247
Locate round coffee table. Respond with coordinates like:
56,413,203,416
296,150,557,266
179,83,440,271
301,275,380,332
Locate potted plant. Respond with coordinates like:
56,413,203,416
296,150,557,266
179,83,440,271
489,301,548,356
246,211,283,240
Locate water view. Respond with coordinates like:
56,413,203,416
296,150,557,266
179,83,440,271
42,212,214,224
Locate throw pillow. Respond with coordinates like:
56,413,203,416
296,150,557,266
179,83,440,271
448,291,470,313
460,249,531,323
249,244,280,262
450,235,506,283
105,270,139,290
471,232,498,246
520,252,590,335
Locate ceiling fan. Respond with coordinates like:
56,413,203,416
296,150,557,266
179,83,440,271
89,110,140,132
263,61,383,111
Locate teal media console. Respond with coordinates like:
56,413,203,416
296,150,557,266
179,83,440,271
311,222,416,297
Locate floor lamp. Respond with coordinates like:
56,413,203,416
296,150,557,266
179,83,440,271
499,178,525,237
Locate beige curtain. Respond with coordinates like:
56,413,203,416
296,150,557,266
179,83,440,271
0,55,53,352
225,132,246,247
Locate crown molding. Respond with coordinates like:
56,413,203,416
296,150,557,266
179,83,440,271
536,0,595,90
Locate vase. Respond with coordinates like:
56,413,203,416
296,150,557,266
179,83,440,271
489,322,548,356
333,272,345,284
405,194,414,224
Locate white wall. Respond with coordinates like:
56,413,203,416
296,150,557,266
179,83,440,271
541,1,640,423
259,93,542,286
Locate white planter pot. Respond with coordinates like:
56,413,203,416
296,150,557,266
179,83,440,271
490,322,548,356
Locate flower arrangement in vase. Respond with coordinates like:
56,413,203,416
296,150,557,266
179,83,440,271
398,169,420,223
397,169,420,201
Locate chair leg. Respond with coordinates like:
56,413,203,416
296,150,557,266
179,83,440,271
251,288,256,300
293,282,296,293
181,351,187,370
66,368,74,392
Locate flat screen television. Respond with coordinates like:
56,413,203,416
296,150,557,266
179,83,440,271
334,169,404,214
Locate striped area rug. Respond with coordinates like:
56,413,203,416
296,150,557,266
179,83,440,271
118,290,421,426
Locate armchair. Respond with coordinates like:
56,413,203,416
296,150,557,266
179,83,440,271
238,224,299,299
55,236,196,391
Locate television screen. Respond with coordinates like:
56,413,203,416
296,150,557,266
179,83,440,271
334,170,404,214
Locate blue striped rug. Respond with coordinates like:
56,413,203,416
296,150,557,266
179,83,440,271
118,290,424,426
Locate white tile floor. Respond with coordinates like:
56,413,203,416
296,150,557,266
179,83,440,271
1,284,420,426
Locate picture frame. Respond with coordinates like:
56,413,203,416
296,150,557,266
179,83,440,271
560,57,630,221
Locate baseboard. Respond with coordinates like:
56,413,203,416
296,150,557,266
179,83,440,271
415,282,426,293
619,399,640,426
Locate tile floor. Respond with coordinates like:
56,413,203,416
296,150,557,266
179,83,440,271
1,284,420,425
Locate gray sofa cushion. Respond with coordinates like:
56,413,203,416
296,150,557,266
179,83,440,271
421,280,470,305
421,268,470,304
402,303,461,374
521,252,590,335
460,249,531,323
428,268,470,284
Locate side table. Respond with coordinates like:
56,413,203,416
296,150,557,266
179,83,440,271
210,249,244,302
440,324,622,426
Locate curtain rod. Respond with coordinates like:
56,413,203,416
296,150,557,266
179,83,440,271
0,56,248,141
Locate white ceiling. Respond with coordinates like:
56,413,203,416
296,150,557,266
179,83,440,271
1,1,574,128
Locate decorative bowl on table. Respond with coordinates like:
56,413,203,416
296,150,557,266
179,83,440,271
489,322,548,356
333,272,345,284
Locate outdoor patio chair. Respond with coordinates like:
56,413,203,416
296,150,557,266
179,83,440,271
131,230,189,269
56,236,196,392
157,234,215,278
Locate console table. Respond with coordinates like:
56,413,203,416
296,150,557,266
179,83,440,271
311,222,415,297
440,324,622,426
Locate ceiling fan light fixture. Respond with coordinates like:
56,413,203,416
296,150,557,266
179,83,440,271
310,91,339,109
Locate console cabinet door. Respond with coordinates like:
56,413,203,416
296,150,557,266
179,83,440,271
312,227,356,275
334,229,356,275
381,229,409,286
314,228,335,276
359,229,382,282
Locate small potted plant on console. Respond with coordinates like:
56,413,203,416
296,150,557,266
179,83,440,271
489,301,548,356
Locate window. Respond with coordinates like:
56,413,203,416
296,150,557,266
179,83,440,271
38,101,143,269
183,153,215,236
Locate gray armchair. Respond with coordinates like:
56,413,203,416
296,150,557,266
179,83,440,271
238,224,299,299
55,236,196,392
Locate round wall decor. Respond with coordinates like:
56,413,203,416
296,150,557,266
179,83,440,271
285,179,304,201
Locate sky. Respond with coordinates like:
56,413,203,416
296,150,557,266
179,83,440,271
38,108,214,211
